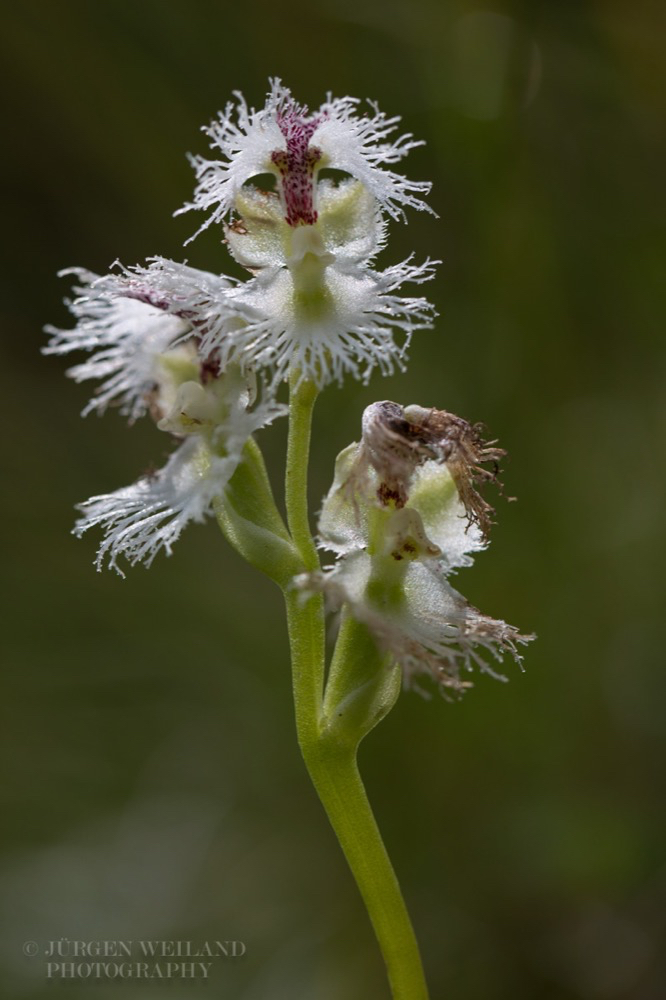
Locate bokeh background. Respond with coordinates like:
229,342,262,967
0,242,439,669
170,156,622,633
2,1,665,997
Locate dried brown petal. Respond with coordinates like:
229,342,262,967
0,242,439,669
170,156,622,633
404,405,505,539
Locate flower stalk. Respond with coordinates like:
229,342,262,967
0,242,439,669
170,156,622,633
299,742,429,1000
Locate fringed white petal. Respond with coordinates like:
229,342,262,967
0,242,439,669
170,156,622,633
314,95,434,221
194,256,437,388
177,80,286,241
299,553,528,695
75,438,226,575
75,384,285,576
44,261,232,419
105,257,234,321
44,269,190,419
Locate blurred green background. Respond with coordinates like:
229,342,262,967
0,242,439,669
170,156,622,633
1,1,665,997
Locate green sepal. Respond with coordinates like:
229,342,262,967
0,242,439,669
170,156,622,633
322,609,401,751
214,437,302,587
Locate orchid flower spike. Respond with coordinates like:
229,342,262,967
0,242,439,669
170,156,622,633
45,85,532,998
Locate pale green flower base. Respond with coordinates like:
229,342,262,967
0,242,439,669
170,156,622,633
215,375,430,999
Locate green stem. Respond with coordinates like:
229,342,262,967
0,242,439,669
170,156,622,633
305,744,429,1000
283,372,429,999
285,597,428,999
285,373,320,571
